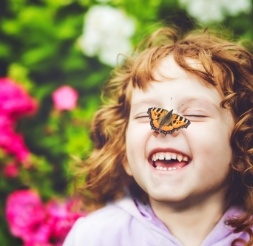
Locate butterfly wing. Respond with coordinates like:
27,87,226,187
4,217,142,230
147,107,167,131
147,107,173,134
147,107,191,135
170,113,191,133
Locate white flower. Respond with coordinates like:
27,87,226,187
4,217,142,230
179,0,252,23
79,5,135,66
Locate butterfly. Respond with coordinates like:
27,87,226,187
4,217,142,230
147,107,191,135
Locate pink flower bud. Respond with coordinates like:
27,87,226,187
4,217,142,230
52,85,78,111
3,161,19,177
0,124,30,162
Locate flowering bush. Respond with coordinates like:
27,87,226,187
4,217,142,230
6,189,83,246
3,161,19,177
1,0,253,245
179,0,252,23
79,5,135,66
46,199,83,244
0,76,88,245
0,78,37,120
0,78,37,163
6,190,49,245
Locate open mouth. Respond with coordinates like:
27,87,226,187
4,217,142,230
149,151,190,171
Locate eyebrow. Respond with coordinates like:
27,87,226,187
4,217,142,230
131,99,161,107
183,97,220,106
180,97,221,112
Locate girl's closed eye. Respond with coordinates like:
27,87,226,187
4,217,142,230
184,114,207,118
134,113,150,121
183,111,208,121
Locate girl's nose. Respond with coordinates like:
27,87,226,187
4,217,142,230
151,128,181,138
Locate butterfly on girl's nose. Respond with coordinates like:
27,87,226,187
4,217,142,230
147,107,191,135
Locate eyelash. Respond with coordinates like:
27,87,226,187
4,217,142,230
135,115,149,119
184,114,207,118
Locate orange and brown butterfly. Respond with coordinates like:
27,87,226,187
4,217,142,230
147,107,191,135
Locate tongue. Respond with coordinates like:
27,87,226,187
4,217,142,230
154,160,187,169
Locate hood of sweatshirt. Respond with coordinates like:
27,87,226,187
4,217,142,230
115,196,249,246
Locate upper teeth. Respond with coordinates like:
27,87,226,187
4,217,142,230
151,152,188,162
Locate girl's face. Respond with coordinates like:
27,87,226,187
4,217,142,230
124,55,234,208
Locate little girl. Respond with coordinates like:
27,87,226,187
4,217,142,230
63,27,253,246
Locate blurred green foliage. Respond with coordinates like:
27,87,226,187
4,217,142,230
0,0,252,244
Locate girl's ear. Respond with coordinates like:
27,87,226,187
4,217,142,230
122,156,133,176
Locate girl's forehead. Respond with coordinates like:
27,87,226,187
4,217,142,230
153,55,189,80
133,54,208,91
152,55,205,81
132,54,224,99
130,80,223,108
130,56,225,108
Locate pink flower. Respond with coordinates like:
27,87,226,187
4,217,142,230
0,78,36,163
0,78,37,120
46,199,83,244
5,190,51,245
0,121,30,162
52,85,78,111
6,190,85,245
0,114,14,128
3,161,19,177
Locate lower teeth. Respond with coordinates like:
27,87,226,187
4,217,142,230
155,166,181,171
